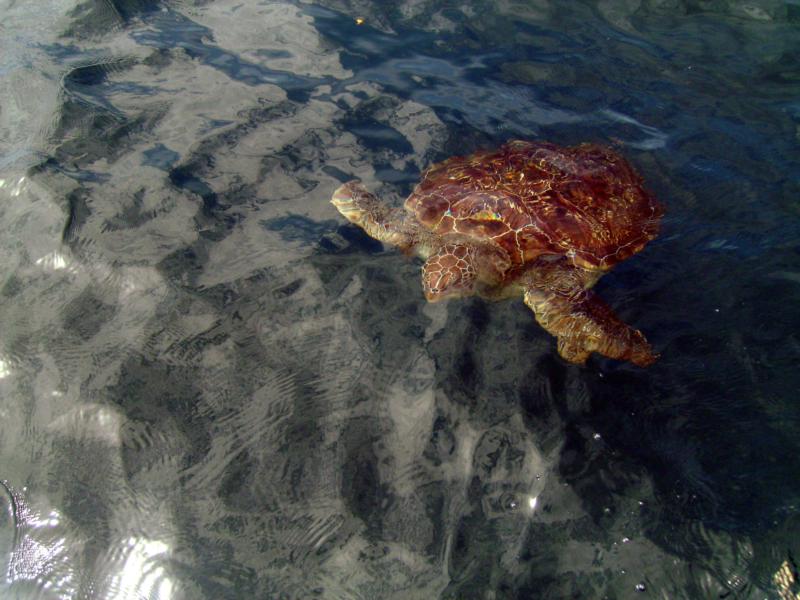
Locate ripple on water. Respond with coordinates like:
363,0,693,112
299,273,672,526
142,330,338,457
0,481,16,576
0,0,799,597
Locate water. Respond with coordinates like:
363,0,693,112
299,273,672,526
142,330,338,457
1,0,799,598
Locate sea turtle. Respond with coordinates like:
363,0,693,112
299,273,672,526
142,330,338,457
331,140,663,366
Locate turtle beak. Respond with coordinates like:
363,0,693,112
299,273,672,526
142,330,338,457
331,184,354,210
331,184,362,223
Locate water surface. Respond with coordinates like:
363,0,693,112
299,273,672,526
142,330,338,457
1,0,800,598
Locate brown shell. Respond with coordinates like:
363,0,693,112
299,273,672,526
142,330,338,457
405,140,663,270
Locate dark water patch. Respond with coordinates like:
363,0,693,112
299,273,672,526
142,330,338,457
446,510,495,592
62,189,91,242
253,48,293,60
261,214,340,244
307,3,436,65
271,278,305,300
101,188,157,232
157,243,211,287
342,119,414,154
372,162,421,186
340,420,386,534
61,289,117,340
132,9,327,102
327,223,387,255
164,99,306,228
62,58,134,87
64,0,161,38
57,54,157,112
169,164,220,217
583,356,800,540
142,143,180,170
218,448,256,509
50,97,167,170
320,164,353,182
314,8,573,137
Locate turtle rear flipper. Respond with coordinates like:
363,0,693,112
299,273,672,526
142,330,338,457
523,267,656,366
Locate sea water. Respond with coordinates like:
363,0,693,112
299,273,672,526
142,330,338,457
1,0,799,598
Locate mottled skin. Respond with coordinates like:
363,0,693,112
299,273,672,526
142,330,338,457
331,140,663,366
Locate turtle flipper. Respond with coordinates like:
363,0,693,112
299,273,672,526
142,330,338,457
331,181,412,248
522,265,657,367
422,244,478,302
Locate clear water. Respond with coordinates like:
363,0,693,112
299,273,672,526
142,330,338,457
1,0,799,598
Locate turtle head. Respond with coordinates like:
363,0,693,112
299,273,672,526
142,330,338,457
331,181,377,229
331,181,412,247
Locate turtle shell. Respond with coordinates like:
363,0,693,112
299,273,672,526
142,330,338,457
405,140,663,270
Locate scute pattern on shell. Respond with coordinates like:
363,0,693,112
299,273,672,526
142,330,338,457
404,140,663,270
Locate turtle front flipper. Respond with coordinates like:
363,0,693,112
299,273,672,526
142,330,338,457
522,263,657,367
331,181,413,248
422,244,479,302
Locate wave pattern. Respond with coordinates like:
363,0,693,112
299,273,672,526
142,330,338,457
0,0,799,598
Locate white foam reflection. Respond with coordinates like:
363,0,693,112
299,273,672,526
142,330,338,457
600,109,668,149
0,176,28,196
47,403,124,446
5,481,177,599
10,176,25,197
28,509,62,529
107,537,173,600
35,250,72,271
6,502,76,598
